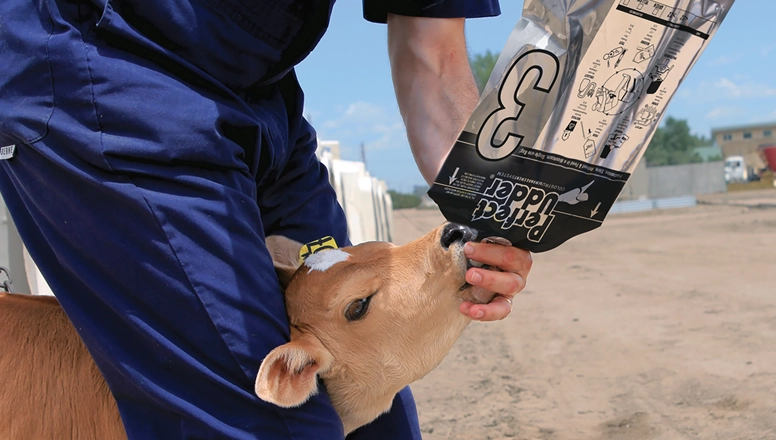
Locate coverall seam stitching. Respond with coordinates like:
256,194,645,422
126,174,251,378
127,176,301,439
26,0,57,145
81,18,115,171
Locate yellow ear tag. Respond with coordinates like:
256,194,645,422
298,236,339,265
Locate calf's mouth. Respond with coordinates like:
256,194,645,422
438,223,502,305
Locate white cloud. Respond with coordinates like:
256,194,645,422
714,78,743,97
706,54,738,67
320,101,392,130
343,101,385,119
310,101,408,159
305,101,432,189
705,106,740,119
676,87,693,99
761,43,776,57
306,101,444,189
712,78,776,98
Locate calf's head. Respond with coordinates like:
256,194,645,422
255,223,494,433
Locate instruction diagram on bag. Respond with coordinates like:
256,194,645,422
592,68,645,115
603,47,627,68
633,44,655,63
547,0,723,172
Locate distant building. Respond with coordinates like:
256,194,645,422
711,121,776,170
317,140,341,160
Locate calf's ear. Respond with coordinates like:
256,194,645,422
266,236,303,288
255,329,333,408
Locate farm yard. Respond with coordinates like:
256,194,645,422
394,189,776,440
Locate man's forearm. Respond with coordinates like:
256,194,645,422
387,14,479,185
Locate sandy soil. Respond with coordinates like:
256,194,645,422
392,189,776,440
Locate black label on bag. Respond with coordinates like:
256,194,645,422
429,132,628,252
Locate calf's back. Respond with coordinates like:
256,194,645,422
0,293,125,440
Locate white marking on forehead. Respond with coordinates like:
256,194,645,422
304,249,350,273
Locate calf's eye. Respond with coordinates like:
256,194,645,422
344,294,374,322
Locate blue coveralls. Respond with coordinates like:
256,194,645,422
0,0,498,438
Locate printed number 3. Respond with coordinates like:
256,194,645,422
476,49,560,161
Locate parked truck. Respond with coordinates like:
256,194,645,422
723,155,757,184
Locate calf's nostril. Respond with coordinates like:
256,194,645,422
440,223,477,249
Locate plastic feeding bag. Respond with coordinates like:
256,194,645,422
428,0,735,252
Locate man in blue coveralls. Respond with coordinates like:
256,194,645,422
0,0,533,438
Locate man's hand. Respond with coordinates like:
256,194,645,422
459,241,532,321
385,16,532,320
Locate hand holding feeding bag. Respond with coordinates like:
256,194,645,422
429,0,735,252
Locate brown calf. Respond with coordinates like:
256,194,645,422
0,223,485,437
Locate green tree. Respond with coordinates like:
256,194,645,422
388,190,421,210
469,50,499,93
644,117,705,166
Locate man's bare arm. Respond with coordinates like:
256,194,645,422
387,14,479,185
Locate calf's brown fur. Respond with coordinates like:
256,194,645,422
0,293,125,439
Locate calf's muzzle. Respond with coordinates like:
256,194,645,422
440,223,477,249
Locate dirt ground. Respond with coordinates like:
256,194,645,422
392,189,776,440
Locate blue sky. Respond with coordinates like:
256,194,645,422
296,0,776,192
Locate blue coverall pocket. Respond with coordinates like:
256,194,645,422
0,1,55,146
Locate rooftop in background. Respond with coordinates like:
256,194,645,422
317,140,341,160
711,121,776,135
710,121,776,170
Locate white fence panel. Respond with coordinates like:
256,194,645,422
317,143,393,244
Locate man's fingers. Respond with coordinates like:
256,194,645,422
466,268,525,296
459,241,532,321
460,296,513,321
463,242,532,279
